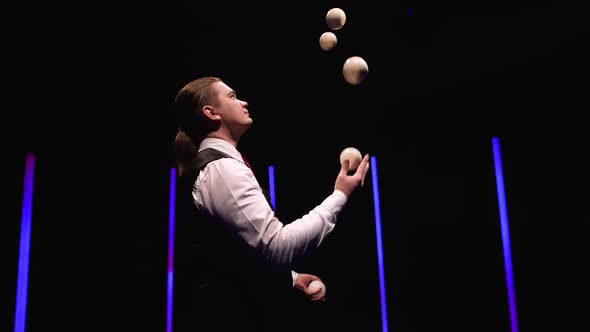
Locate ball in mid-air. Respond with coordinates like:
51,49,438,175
342,56,369,85
319,32,337,51
326,8,346,30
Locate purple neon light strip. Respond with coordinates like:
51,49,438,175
492,137,519,332
167,168,177,332
14,153,35,332
268,166,276,210
370,156,389,332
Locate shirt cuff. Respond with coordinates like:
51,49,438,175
332,189,348,201
291,270,299,287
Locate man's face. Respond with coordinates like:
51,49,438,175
209,81,253,134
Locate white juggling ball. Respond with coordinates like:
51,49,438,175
343,56,369,85
326,8,346,30
340,147,363,171
319,32,337,51
308,280,326,298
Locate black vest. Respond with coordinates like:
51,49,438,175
173,148,295,331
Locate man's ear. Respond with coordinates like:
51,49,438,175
202,105,220,120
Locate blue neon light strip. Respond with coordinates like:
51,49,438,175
492,137,519,332
370,156,389,332
268,165,276,210
167,168,177,332
14,153,35,332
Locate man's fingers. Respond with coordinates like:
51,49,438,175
359,154,370,186
362,157,370,184
339,159,350,175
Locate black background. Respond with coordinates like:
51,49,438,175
3,1,588,331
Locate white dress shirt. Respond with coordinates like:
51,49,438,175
194,138,348,276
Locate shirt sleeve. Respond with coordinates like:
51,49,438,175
194,158,348,268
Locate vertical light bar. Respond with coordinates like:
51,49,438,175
370,156,389,332
166,168,177,332
268,165,276,210
14,153,35,332
492,137,519,332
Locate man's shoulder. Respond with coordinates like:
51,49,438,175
194,148,234,171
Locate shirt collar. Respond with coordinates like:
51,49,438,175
198,137,242,161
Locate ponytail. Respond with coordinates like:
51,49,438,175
174,129,198,177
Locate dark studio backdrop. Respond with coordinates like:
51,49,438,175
3,1,588,331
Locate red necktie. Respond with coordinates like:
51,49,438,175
240,153,251,169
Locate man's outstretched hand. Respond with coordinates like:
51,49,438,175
335,154,370,197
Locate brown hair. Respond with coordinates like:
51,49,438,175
174,76,222,176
